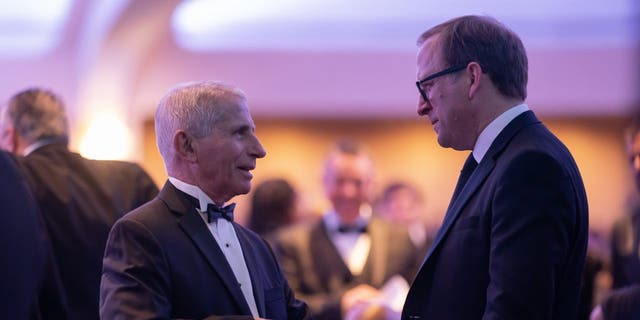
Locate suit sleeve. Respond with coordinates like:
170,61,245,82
261,238,313,320
100,218,171,319
483,151,580,319
272,233,344,320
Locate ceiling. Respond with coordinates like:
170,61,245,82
0,0,638,125
172,0,638,52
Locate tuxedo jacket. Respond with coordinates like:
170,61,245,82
0,151,48,319
17,143,159,320
100,181,311,320
402,111,588,320
272,216,419,320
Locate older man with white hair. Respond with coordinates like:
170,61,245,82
100,81,311,320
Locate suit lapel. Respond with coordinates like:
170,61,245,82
365,218,388,286
419,111,540,268
235,226,266,317
311,221,352,289
159,182,252,314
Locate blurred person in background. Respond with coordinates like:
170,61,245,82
272,140,418,320
0,87,158,320
590,284,640,320
588,118,640,320
610,118,640,290
247,178,300,240
377,181,433,257
577,231,611,320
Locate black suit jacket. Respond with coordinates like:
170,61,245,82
17,143,159,320
272,217,419,320
100,181,311,320
402,111,588,320
610,206,640,288
0,151,48,319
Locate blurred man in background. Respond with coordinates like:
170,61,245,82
589,118,640,320
272,140,418,320
610,119,640,289
0,88,158,319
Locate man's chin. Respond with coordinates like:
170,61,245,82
238,182,253,195
335,206,361,218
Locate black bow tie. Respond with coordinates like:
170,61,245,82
206,203,235,222
337,224,368,234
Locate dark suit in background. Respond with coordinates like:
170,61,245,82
101,182,310,319
598,284,640,320
272,216,418,320
18,142,158,319
0,88,159,319
611,205,640,289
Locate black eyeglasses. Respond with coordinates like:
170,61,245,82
416,64,467,102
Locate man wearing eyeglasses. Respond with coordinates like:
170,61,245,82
402,15,588,320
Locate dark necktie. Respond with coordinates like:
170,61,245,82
337,224,368,234
206,203,235,222
451,153,478,203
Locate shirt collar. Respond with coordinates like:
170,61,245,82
323,207,371,232
473,103,529,163
168,176,221,212
23,137,66,156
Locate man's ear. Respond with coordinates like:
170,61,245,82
467,62,483,100
0,124,18,153
173,130,198,162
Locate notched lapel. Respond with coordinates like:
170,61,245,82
366,219,388,286
419,111,539,268
312,222,352,289
420,158,495,266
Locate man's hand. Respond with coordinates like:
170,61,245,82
345,302,401,320
341,284,380,316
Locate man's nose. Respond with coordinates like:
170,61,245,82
250,135,267,159
340,182,359,198
417,99,431,116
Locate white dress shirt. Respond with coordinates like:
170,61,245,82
323,210,371,275
473,103,530,163
22,137,64,156
168,177,259,318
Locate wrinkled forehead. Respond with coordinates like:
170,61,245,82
216,99,254,125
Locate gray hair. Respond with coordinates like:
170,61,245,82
3,88,69,144
155,81,247,161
